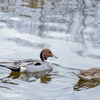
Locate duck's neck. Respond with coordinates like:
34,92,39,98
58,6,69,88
40,52,45,61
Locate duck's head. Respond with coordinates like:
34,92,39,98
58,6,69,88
40,49,58,61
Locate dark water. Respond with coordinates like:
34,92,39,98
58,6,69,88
0,0,100,100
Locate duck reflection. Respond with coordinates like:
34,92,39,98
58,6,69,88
73,79,100,91
7,69,52,83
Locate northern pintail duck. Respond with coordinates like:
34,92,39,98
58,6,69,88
0,49,58,73
73,68,100,81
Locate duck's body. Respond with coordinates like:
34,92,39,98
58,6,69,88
13,59,53,72
74,68,100,81
0,49,58,73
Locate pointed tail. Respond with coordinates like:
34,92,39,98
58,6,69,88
0,64,20,72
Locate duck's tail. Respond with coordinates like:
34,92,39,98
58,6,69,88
0,64,20,72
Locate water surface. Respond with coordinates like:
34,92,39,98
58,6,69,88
0,0,100,100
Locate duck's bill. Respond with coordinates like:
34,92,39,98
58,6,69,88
52,54,58,58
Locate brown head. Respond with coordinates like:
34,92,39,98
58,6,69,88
40,49,58,61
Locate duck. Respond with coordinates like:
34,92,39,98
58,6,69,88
73,68,100,81
0,49,58,73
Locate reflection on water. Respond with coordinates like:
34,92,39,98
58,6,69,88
74,79,100,91
21,0,44,9
19,70,53,83
2,69,53,83
0,78,19,85
0,0,100,58
7,38,49,48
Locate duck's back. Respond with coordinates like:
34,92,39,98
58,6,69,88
76,68,100,81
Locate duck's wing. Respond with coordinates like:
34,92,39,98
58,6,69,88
13,59,42,67
75,72,93,81
0,59,43,72
75,68,100,81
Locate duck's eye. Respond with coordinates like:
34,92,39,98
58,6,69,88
49,52,51,53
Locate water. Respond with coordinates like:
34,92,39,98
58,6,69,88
0,0,100,100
